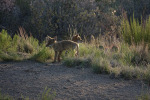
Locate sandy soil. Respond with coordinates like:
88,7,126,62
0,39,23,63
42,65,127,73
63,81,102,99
0,61,150,100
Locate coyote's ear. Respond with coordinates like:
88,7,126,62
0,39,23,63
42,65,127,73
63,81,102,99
75,34,78,37
47,35,51,39
54,36,57,40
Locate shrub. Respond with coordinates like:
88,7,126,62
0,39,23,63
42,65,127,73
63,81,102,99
0,29,13,52
63,57,91,68
62,37,150,82
92,58,111,74
120,66,141,80
24,42,34,53
31,47,54,63
0,29,52,62
0,51,22,61
121,15,150,45
142,66,150,83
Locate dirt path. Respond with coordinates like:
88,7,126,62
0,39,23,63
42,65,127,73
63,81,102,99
0,61,149,100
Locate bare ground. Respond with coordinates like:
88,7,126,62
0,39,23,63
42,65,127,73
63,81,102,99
0,61,150,100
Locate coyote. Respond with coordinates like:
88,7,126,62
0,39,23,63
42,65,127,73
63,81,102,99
64,34,82,55
46,36,79,63
72,34,82,43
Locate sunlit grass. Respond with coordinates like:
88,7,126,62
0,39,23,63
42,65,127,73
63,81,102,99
63,40,150,82
0,29,53,62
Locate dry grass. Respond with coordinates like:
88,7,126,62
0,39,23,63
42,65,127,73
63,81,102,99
63,35,150,82
0,29,54,62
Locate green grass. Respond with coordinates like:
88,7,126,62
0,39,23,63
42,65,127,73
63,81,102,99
0,29,54,62
63,57,91,68
0,92,13,100
91,57,111,74
121,15,150,45
138,94,150,100
0,88,56,100
31,47,54,63
63,42,150,82
0,51,23,61
40,87,56,100
1,26,150,82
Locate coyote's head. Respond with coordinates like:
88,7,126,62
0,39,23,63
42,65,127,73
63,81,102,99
46,36,57,47
72,34,82,43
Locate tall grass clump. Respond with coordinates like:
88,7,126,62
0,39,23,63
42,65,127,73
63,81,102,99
92,57,111,74
0,29,22,61
40,87,56,100
63,33,150,82
0,28,53,62
63,43,109,71
121,15,150,45
121,15,150,66
31,47,54,63
63,43,94,68
0,30,15,52
120,16,150,80
63,57,91,68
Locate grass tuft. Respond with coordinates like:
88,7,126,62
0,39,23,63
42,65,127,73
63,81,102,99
40,87,56,100
0,29,54,62
0,88,56,100
31,47,54,63
138,94,150,100
63,57,91,68
92,58,111,74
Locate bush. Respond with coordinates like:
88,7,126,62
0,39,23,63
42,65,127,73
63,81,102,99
121,15,150,45
62,37,150,82
31,47,54,63
0,29,53,62
63,57,91,68
0,29,13,52
92,58,111,74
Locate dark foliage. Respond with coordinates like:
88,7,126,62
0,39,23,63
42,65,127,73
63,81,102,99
0,0,150,40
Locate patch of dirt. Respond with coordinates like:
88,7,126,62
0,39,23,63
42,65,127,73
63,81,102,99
0,61,150,100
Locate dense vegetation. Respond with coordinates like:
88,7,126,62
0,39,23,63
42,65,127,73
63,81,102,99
1,0,150,40
0,0,150,99
0,28,53,62
0,0,150,87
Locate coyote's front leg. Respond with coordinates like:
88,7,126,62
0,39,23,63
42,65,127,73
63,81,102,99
53,51,58,63
58,51,62,62
75,50,78,57
75,45,79,57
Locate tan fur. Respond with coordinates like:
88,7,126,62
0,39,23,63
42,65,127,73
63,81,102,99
64,34,82,55
72,34,82,43
46,36,79,63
